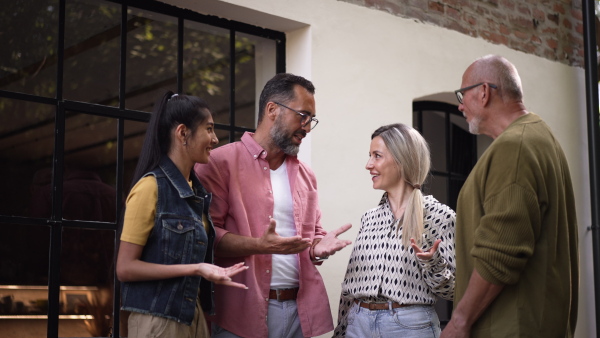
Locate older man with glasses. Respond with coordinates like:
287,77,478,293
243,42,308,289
442,55,579,338
195,73,352,338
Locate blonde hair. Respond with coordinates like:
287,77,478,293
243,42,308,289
371,123,430,247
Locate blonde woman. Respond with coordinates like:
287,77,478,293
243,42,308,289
334,123,456,338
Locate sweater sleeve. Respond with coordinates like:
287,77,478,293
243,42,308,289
473,183,541,285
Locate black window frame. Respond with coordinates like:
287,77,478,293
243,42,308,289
0,0,285,337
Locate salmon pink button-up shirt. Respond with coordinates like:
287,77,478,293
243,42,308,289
194,132,333,338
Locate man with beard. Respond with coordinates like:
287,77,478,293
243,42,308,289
441,55,578,337
194,73,352,338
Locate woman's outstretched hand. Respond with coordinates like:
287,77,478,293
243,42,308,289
410,238,442,260
197,262,249,289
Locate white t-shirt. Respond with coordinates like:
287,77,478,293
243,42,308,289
269,161,300,289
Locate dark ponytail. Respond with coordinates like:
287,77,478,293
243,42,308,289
130,91,212,189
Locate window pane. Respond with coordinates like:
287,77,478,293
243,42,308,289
123,119,148,191
424,174,447,206
0,98,55,218
0,0,59,97
59,227,114,337
421,110,447,173
0,223,50,337
183,21,230,125
63,112,117,223
126,8,178,112
64,0,121,106
235,32,276,129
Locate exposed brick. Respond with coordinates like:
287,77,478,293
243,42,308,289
511,15,533,29
517,4,531,16
571,9,582,21
513,30,529,40
338,0,585,67
466,14,477,26
446,7,461,20
547,13,560,25
447,20,473,36
553,2,566,14
428,1,445,13
532,8,545,22
500,0,516,10
542,26,559,35
546,37,559,49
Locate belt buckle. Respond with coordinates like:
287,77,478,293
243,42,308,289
276,289,283,301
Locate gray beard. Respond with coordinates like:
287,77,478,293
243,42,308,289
270,118,300,156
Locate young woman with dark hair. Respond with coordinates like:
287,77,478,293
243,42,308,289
117,91,247,338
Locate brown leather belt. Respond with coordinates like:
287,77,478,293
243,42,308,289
354,299,410,310
269,288,299,301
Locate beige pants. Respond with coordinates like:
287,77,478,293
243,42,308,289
127,299,209,338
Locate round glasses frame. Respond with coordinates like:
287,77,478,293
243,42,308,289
272,101,319,130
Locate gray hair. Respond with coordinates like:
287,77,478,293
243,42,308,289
470,54,523,102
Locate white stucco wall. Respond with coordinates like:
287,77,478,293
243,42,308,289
168,1,593,337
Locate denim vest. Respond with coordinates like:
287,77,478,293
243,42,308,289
121,157,215,325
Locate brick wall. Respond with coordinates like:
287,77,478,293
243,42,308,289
340,0,584,67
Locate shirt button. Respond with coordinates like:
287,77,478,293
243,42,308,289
265,298,269,302
177,223,183,230
266,270,270,273
269,190,272,194
263,167,267,170
254,154,258,158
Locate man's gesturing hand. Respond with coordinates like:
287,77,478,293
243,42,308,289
258,218,312,254
313,223,353,258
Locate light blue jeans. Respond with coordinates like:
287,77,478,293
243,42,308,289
211,299,303,338
346,302,441,338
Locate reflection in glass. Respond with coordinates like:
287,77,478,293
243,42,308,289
60,227,114,337
0,0,59,97
0,224,52,336
64,0,121,106
126,8,178,112
0,98,55,218
235,32,276,129
183,21,230,125
63,112,117,222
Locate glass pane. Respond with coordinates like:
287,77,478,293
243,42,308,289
59,227,115,337
183,21,230,125
234,130,245,143
421,110,447,173
424,174,447,206
126,8,178,112
0,224,50,338
123,119,148,192
64,0,121,106
235,32,276,129
63,112,117,222
0,0,59,97
0,98,55,218
449,122,475,177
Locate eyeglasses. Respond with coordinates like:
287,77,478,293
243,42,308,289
273,101,319,130
454,82,497,104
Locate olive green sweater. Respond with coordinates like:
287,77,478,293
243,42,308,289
455,113,578,337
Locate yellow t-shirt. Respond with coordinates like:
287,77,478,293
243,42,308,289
120,176,208,246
